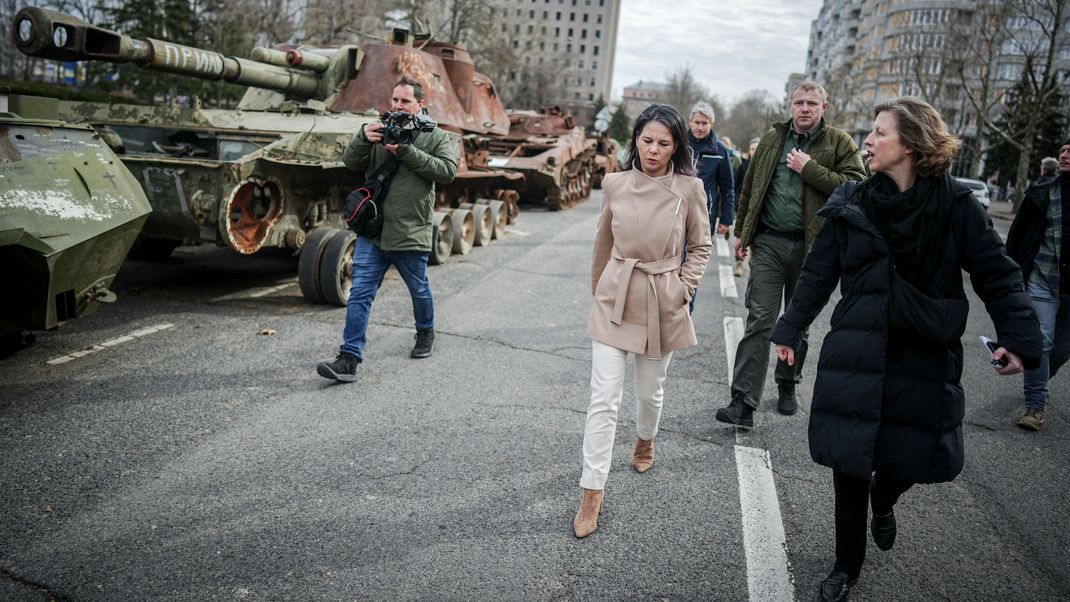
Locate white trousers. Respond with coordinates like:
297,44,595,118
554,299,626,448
580,340,674,490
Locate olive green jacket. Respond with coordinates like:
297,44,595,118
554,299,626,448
342,123,459,252
734,119,866,249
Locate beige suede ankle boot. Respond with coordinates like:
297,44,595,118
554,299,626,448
572,488,604,538
633,437,654,473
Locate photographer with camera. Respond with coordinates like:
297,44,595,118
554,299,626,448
317,76,459,383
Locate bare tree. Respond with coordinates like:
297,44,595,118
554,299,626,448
958,0,1069,209
665,64,711,116
722,89,782,147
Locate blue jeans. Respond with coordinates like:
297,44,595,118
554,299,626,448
1023,280,1069,409
340,236,434,360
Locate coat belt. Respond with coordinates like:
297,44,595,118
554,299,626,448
610,252,683,359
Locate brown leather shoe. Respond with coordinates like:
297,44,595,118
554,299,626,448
633,437,654,473
573,488,604,538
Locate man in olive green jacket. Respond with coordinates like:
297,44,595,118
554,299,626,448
717,81,866,426
318,76,459,382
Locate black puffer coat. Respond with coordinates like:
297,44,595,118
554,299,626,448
771,177,1041,483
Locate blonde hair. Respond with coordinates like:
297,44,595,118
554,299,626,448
790,80,828,104
873,96,960,178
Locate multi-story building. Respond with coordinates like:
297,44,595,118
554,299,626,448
802,0,1070,170
488,0,622,119
619,80,670,120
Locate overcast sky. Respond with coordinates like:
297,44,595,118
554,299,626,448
611,0,825,106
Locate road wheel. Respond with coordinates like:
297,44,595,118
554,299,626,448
477,199,507,239
430,211,453,266
318,230,357,307
298,227,339,304
461,203,493,246
450,209,475,255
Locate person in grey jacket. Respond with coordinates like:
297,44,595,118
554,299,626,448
317,76,459,382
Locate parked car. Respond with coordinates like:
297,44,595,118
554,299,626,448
955,177,991,208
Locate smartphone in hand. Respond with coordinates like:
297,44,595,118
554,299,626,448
980,336,1009,368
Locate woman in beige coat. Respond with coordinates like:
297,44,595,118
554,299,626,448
573,104,713,538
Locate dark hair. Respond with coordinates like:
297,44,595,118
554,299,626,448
873,96,960,178
394,75,425,102
620,104,695,177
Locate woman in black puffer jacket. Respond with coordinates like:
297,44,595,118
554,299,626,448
770,97,1042,602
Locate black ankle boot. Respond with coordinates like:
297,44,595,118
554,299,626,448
410,328,435,359
715,396,754,428
777,383,798,415
317,353,359,382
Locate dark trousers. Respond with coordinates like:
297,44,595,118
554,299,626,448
731,232,808,409
832,470,914,578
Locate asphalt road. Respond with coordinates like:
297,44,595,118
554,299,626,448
1,193,1067,601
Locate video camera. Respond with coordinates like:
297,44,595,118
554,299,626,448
378,111,436,145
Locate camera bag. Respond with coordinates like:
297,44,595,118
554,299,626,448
344,155,400,238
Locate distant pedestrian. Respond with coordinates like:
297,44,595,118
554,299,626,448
717,81,866,427
770,97,1041,601
573,104,712,539
688,101,735,242
1006,137,1070,430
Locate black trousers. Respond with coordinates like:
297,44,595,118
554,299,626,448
832,470,914,578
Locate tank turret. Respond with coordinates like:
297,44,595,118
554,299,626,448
12,6,359,103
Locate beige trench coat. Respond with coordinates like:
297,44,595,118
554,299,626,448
587,168,713,358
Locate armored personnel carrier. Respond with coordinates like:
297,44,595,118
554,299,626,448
11,6,524,306
0,112,152,350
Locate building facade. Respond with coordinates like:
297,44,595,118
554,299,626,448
619,80,670,120
803,0,1070,167
489,0,621,118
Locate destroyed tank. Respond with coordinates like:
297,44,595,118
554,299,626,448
0,111,152,350
11,6,524,306
487,106,598,210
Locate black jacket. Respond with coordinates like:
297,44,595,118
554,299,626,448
771,176,1041,483
1006,173,1066,289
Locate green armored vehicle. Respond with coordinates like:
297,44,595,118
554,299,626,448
12,6,521,306
0,112,152,350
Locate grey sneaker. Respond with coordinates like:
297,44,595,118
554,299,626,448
317,353,359,382
1015,407,1045,431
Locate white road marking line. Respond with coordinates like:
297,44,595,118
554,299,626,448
724,316,744,379
249,282,296,298
724,315,795,599
719,265,738,298
46,323,175,365
213,280,297,301
715,236,731,257
505,227,530,237
735,445,795,601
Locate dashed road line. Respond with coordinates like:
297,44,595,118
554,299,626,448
213,280,297,302
46,323,175,365
719,265,738,298
736,445,795,601
715,236,731,258
723,288,795,600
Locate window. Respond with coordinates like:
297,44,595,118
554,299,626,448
568,27,574,37
590,77,596,86
582,29,587,38
592,60,598,71
593,45,599,55
567,43,573,52
555,27,560,36
529,9,534,17
578,59,584,68
583,13,588,22
556,11,561,19
553,42,559,51
597,14,602,24
570,12,576,21
580,44,586,53
528,25,533,34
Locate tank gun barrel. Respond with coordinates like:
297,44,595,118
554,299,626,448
12,6,320,98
